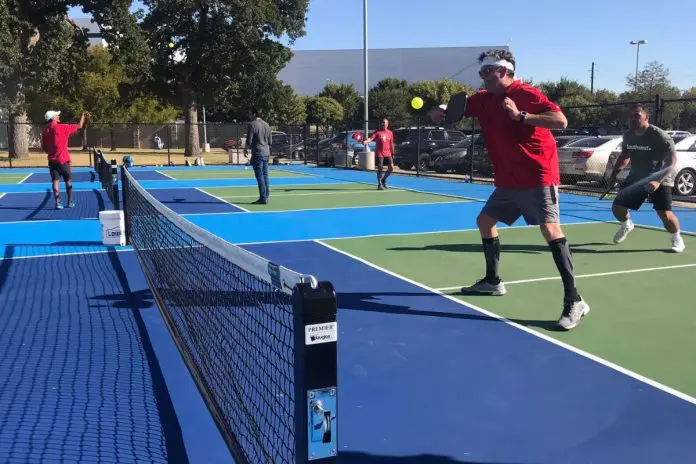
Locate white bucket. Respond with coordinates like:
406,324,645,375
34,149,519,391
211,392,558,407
99,210,126,246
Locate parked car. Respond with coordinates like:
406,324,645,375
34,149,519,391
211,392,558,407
431,135,494,176
392,127,468,171
555,135,589,148
322,130,376,167
675,134,696,151
557,136,623,184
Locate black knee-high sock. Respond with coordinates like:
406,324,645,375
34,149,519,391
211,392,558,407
482,237,500,284
549,237,580,301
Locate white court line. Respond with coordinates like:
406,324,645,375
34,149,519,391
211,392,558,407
205,181,353,191
314,240,696,407
633,222,696,237
183,199,472,216
436,263,696,291
0,247,133,261
0,219,61,225
218,189,407,199
18,174,32,184
234,221,603,246
156,170,176,180
195,188,250,212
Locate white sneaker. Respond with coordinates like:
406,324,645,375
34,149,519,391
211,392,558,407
671,235,686,253
613,221,634,244
557,297,591,331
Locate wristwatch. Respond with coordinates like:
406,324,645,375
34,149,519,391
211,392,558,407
518,111,528,123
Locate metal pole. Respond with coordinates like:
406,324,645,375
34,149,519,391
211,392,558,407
167,125,172,166
634,44,640,92
7,123,12,168
416,116,421,177
202,105,208,146
363,0,369,143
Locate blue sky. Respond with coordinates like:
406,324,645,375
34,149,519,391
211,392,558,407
69,0,696,93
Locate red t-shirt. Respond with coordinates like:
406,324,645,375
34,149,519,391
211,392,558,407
371,129,394,157
42,121,79,164
464,81,561,188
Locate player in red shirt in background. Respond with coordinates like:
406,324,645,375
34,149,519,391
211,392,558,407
41,110,90,209
364,118,395,190
428,49,589,330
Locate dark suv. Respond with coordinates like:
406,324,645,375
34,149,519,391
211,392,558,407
392,127,468,171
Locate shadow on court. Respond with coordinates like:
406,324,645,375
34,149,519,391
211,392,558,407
340,451,514,463
338,291,564,332
388,242,658,255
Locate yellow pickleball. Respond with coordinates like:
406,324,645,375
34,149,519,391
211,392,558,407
411,97,424,110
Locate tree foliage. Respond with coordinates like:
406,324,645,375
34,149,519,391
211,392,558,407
318,83,362,122
304,96,343,129
140,0,309,156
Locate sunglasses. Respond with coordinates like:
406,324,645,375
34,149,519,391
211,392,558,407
478,66,500,77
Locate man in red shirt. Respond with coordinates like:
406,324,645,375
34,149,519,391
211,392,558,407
364,118,395,189
428,49,589,330
41,110,90,209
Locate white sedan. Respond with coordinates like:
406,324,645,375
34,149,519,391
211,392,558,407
558,136,623,184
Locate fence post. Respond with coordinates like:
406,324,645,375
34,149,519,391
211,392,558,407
6,122,12,168
167,124,172,166
315,124,320,165
416,116,421,177
120,166,130,244
469,118,475,182
654,94,662,126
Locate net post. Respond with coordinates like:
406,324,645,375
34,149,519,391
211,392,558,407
293,281,338,463
120,166,130,244
110,159,120,210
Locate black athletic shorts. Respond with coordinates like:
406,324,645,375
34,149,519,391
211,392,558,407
376,156,393,167
614,183,672,211
48,160,72,182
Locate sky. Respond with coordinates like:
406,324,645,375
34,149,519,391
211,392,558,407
68,0,696,94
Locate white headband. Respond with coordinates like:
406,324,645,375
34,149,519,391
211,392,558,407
479,57,514,72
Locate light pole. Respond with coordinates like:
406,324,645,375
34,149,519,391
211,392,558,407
363,0,368,140
630,39,647,92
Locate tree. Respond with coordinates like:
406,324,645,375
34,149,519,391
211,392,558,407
537,78,593,103
141,0,309,157
622,61,681,128
409,79,474,110
318,83,361,123
304,96,343,130
366,78,410,124
674,87,696,132
266,83,306,126
0,3,89,158
0,0,151,158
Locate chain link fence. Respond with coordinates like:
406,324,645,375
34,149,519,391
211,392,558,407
2,96,695,202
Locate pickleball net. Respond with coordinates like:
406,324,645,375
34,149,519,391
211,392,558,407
120,166,336,463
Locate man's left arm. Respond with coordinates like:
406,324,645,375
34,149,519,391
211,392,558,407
648,135,677,191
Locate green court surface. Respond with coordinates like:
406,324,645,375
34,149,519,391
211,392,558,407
161,168,309,180
204,184,470,211
325,222,696,398
0,173,28,184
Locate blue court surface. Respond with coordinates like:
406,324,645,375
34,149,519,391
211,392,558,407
1,164,695,464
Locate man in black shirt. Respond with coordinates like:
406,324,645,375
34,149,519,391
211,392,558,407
607,104,685,252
